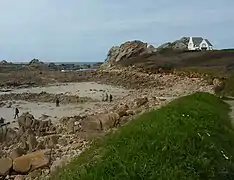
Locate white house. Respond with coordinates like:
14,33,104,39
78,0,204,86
188,37,213,51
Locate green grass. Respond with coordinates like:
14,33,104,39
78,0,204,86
222,74,234,97
51,92,234,180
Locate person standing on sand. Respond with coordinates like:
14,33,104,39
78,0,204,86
105,93,109,102
14,108,19,119
102,94,105,101
0,117,5,124
109,94,113,102
56,97,60,107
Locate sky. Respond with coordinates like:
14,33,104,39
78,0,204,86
0,0,233,62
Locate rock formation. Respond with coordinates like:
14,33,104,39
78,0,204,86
12,150,50,173
29,59,44,65
28,58,48,70
18,112,56,136
102,40,157,68
157,37,189,51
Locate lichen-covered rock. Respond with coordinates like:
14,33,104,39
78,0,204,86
27,134,38,152
100,112,120,130
17,112,54,136
10,147,25,160
0,157,12,176
5,128,18,142
134,97,148,108
45,135,59,148
115,104,129,117
14,175,25,180
81,112,120,131
213,78,223,86
13,150,50,173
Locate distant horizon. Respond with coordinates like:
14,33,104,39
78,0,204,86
3,61,102,64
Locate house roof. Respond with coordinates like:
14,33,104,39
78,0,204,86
190,37,213,47
192,37,203,46
204,39,213,46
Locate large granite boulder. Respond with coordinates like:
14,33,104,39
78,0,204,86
18,112,54,136
0,158,12,176
28,59,44,66
102,40,157,68
157,37,189,51
81,112,120,131
13,150,50,173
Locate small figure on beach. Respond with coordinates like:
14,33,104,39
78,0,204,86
105,93,109,102
0,117,5,124
14,108,19,119
102,94,105,101
109,94,113,102
56,97,60,107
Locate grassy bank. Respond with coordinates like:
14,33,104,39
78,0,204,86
51,92,234,180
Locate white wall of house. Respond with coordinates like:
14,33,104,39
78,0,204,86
199,39,209,50
188,37,195,50
188,37,213,51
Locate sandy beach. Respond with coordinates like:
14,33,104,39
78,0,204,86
0,82,132,125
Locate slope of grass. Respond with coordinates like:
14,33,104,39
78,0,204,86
222,74,234,97
52,92,234,180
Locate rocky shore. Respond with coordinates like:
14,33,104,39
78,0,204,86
1,39,224,179
0,65,216,180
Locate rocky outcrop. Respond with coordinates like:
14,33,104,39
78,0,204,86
134,97,148,108
0,158,12,176
101,38,190,69
157,37,189,51
80,112,120,131
58,116,84,134
102,40,157,68
10,147,25,160
0,128,18,143
29,59,44,66
13,150,50,173
115,104,129,117
18,112,56,136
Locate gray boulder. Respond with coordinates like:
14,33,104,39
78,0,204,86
101,40,156,68
157,37,189,50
